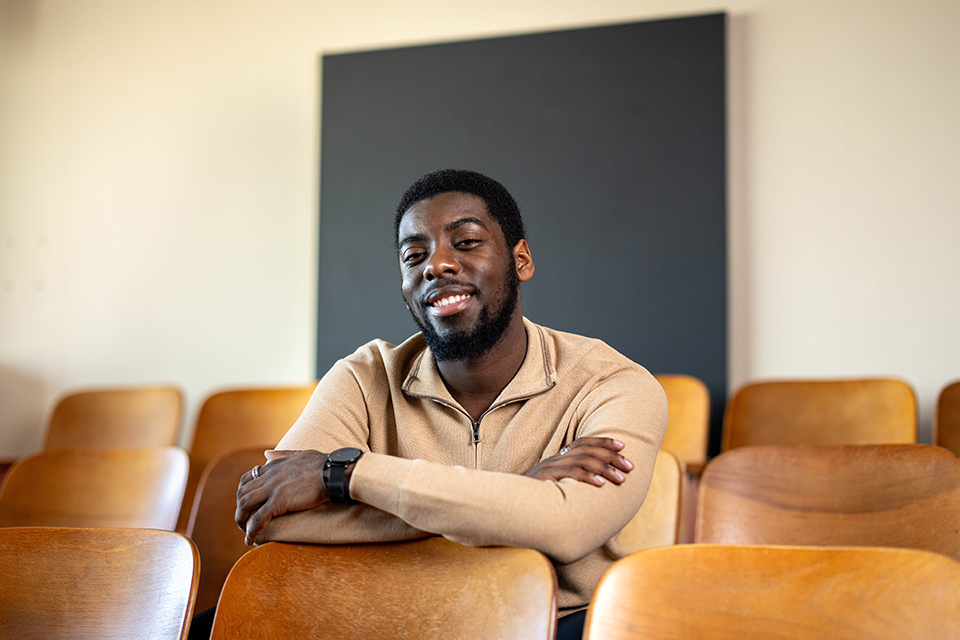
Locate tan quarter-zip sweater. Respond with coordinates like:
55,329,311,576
260,317,668,613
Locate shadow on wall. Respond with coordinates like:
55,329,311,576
0,0,40,48
0,366,46,458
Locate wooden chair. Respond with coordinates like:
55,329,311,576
935,380,960,457
211,538,557,639
0,447,188,530
722,378,917,451
655,374,709,472
584,544,960,639
617,450,682,554
177,385,316,532
44,386,183,450
696,444,960,560
185,447,269,612
0,526,198,639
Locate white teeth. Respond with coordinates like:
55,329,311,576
433,294,470,308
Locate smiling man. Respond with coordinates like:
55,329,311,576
235,169,668,639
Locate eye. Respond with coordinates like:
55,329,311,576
402,251,426,265
456,238,481,249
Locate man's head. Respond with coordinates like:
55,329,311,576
395,170,534,362
394,169,526,253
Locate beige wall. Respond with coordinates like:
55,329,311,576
0,0,957,455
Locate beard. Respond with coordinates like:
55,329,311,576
408,257,520,362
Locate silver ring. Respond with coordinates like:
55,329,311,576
251,465,261,480
559,446,571,456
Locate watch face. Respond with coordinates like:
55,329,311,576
328,447,363,464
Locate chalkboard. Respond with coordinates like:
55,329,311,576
319,13,727,451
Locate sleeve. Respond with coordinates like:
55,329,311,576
349,366,667,565
257,356,431,545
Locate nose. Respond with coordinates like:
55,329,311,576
423,246,459,281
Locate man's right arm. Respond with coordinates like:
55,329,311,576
240,358,432,545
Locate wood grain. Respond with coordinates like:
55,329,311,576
935,380,960,457
722,378,916,450
211,537,557,639
44,386,182,450
696,444,960,560
0,447,188,530
185,447,269,612
0,527,198,640
177,385,316,532
618,449,682,554
655,374,710,471
585,544,960,640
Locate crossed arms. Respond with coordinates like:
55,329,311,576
235,356,667,565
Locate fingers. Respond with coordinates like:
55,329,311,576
265,449,297,461
563,441,634,476
565,437,625,454
523,437,636,486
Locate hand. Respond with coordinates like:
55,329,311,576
235,449,329,545
522,437,634,487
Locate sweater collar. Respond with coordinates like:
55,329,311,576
402,317,556,408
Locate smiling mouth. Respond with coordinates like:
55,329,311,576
429,294,472,309
426,293,473,318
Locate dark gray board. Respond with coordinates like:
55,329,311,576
319,13,727,452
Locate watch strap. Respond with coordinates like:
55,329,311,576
324,448,363,505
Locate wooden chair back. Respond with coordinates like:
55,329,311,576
935,380,960,457
655,374,709,472
722,378,916,450
617,450,682,554
44,386,182,450
0,526,198,640
0,447,188,530
584,544,960,639
211,538,557,640
177,385,316,531
185,447,269,612
696,444,960,559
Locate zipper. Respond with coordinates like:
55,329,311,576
405,381,557,468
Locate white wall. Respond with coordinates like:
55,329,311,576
0,0,957,455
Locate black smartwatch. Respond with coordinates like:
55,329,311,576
323,447,364,505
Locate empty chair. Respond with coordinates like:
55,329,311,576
0,526,198,640
185,447,270,612
44,386,183,450
655,374,709,472
617,450,682,554
722,378,916,450
177,385,316,532
211,537,556,639
584,544,960,639
0,447,188,530
696,444,960,560
935,380,960,457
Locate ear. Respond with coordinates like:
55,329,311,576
513,239,535,282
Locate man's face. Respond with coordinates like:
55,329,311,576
398,191,521,361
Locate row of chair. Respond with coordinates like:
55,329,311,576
6,526,960,639
27,384,318,531
661,376,960,470
4,441,955,618
37,375,959,487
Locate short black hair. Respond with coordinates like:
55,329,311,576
394,169,526,250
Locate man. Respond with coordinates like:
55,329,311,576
235,169,668,639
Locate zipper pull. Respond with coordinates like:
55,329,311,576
471,420,481,444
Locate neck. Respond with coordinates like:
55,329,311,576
436,309,528,422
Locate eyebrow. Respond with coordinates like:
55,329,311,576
398,217,488,248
